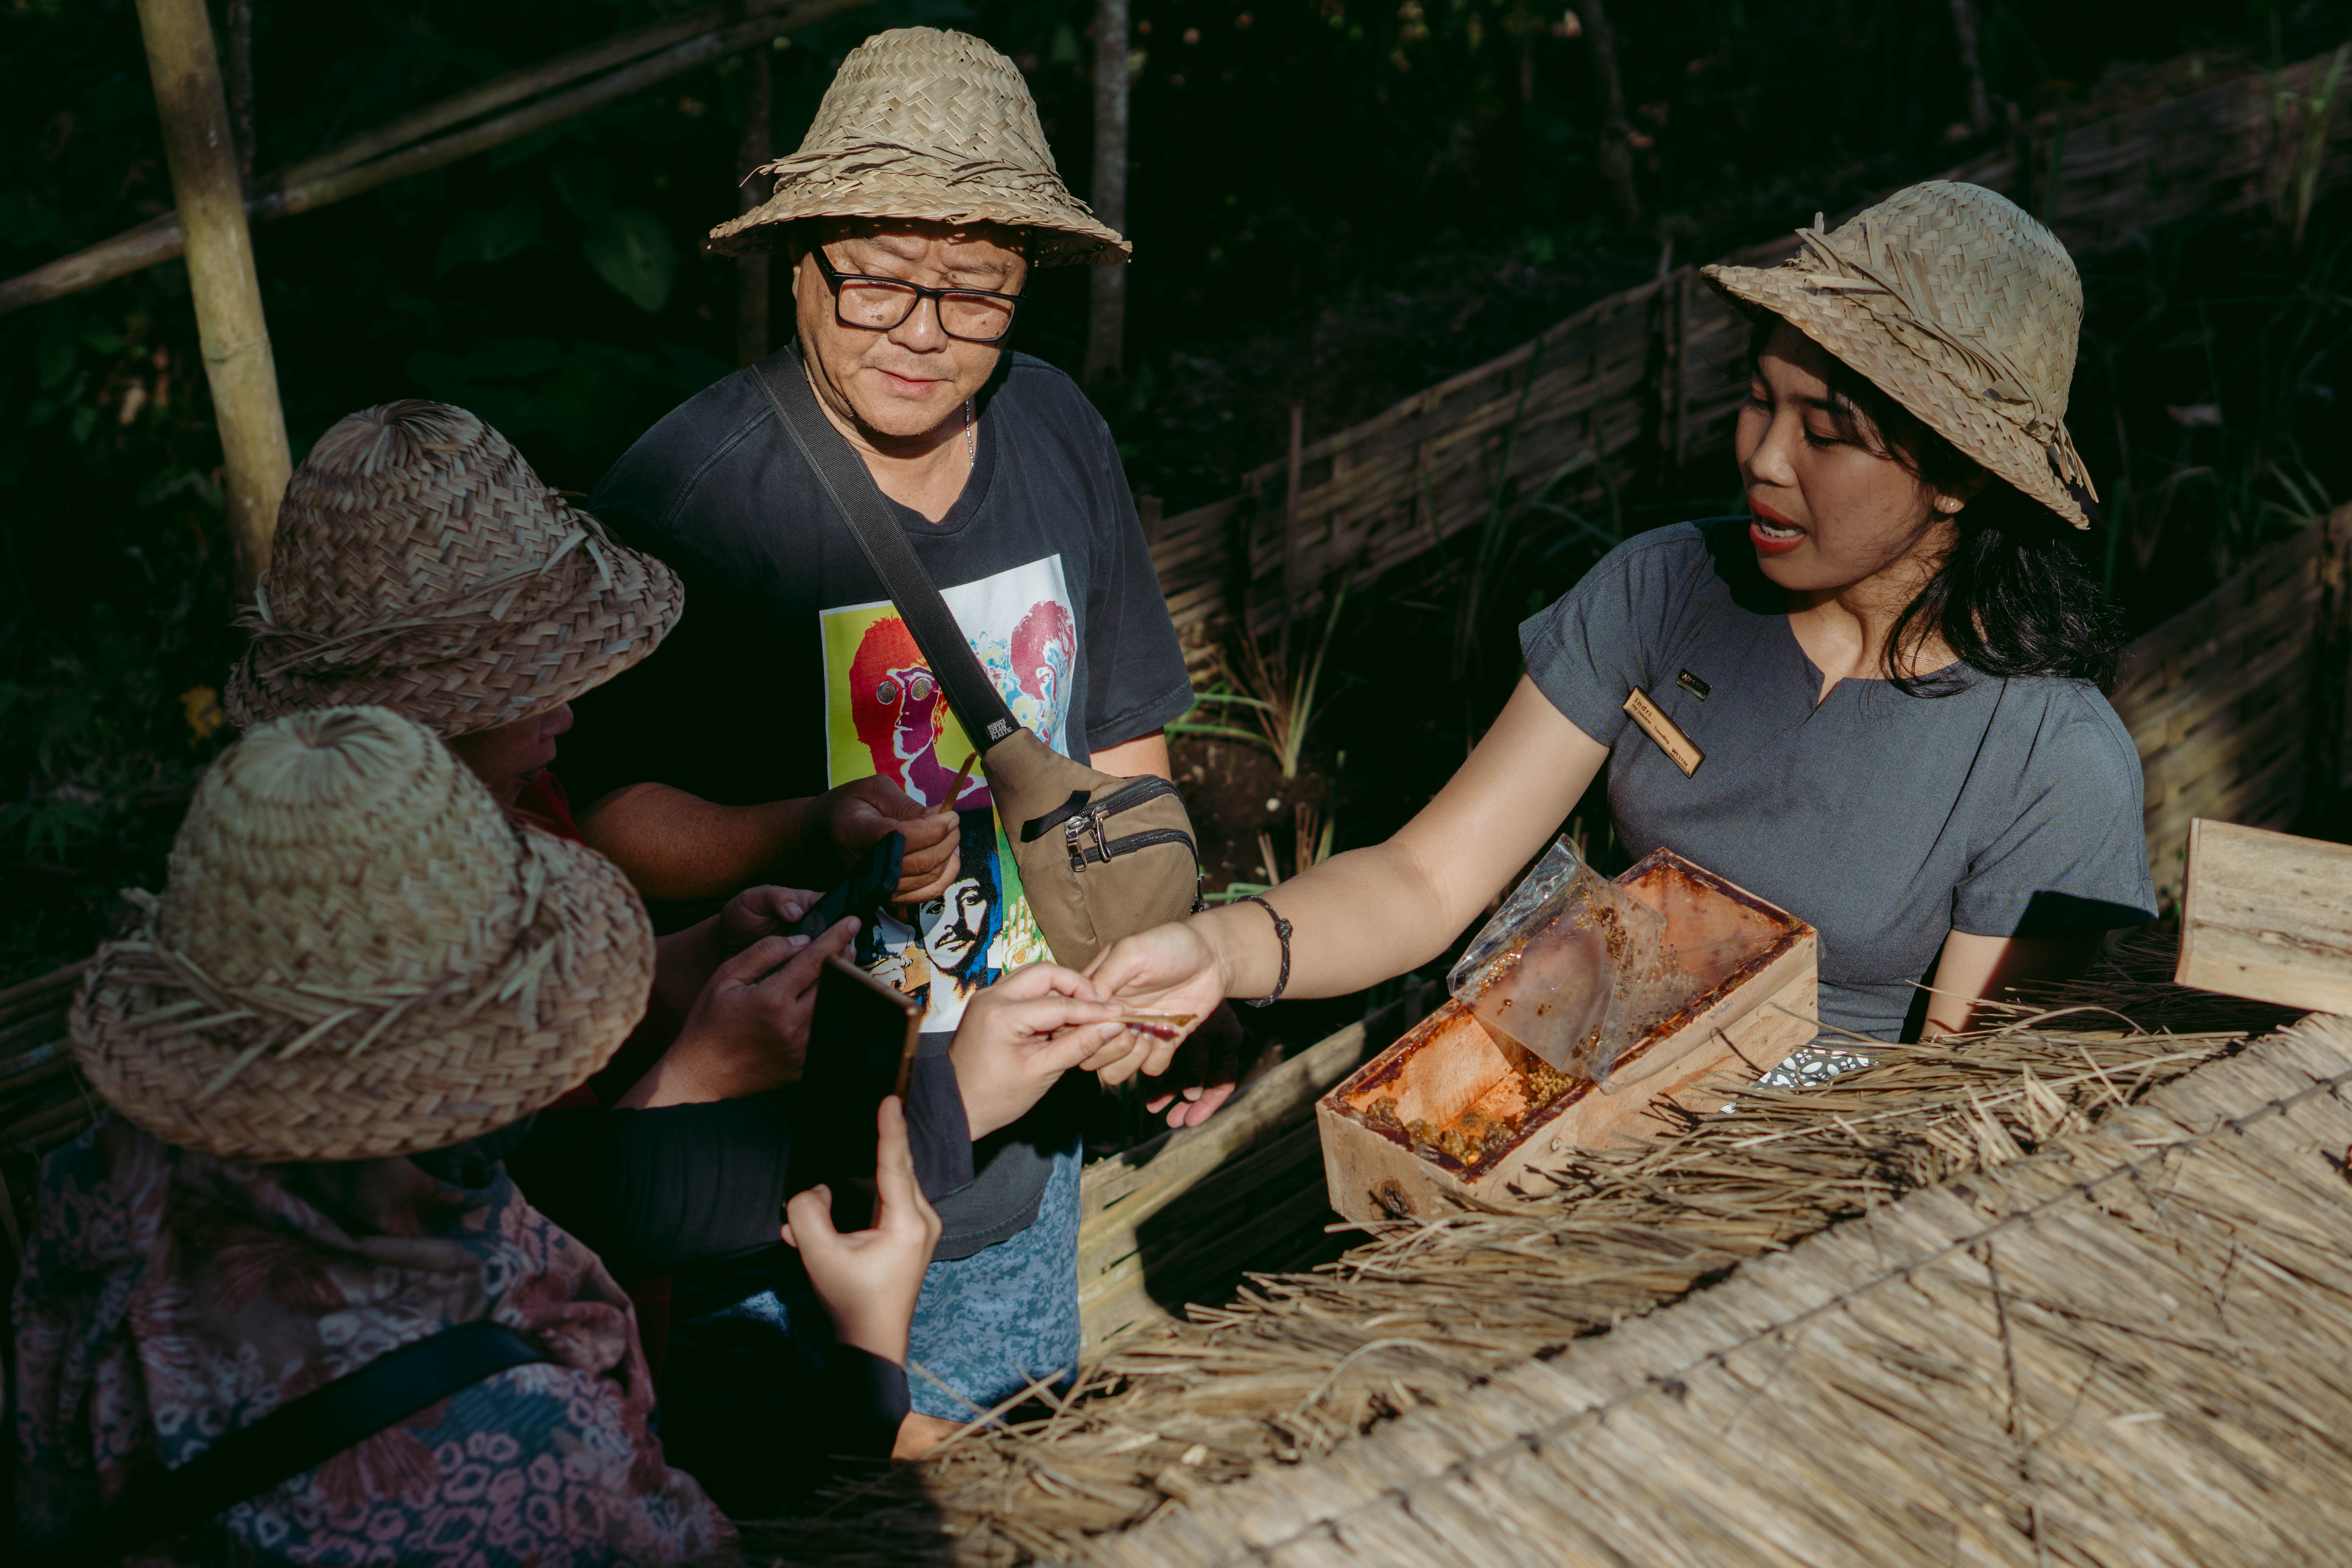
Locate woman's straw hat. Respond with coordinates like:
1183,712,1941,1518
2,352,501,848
225,401,682,739
71,707,654,1163
710,27,1127,266
1702,181,2098,528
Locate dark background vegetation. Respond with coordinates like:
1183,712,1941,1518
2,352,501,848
3,0,2349,987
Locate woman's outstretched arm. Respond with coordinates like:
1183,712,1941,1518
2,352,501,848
1091,676,1608,1078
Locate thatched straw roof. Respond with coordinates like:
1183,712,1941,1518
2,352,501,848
742,933,2339,1564
1092,1012,2352,1566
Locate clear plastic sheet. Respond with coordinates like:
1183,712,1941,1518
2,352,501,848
1447,837,1706,1088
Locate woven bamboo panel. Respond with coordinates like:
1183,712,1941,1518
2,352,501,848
2109,502,2352,907
1145,47,2352,661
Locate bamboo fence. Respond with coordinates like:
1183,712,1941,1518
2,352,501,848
1144,45,2352,662
2109,501,2352,908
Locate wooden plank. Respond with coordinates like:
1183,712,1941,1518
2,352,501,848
2176,819,2352,1014
1080,1023,1368,1228
1075,1021,1377,1351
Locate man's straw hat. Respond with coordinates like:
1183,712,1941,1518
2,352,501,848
710,27,1127,266
71,707,654,1163
225,401,682,738
1702,181,2098,528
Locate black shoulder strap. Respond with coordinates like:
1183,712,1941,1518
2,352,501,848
30,1320,550,1568
751,355,1019,748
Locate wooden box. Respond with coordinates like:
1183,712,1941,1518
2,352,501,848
1316,849,1818,1222
2174,817,2352,1015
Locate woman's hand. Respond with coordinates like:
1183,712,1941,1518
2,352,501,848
948,963,1127,1138
1083,920,1235,1088
616,917,860,1108
784,1096,942,1365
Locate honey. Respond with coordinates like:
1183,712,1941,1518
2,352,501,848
1317,849,1821,1219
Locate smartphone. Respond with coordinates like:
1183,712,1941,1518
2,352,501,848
786,955,922,1232
792,831,905,940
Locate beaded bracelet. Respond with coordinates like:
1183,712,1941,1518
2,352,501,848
1236,894,1292,1007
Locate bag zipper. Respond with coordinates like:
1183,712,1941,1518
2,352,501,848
1065,824,1207,915
1021,775,1183,845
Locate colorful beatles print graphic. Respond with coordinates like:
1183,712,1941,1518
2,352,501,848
821,557,1078,1030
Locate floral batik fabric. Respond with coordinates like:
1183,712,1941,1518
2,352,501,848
11,1114,729,1566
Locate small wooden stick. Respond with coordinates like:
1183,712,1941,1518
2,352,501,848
938,751,978,814
1110,1012,1196,1029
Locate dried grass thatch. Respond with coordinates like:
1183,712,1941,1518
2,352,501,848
737,931,2320,1564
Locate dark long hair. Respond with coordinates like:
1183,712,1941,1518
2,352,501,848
1748,318,2125,694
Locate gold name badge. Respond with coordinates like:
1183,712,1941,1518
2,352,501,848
1623,688,1703,777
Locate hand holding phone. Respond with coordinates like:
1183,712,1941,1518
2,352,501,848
784,1096,942,1365
786,955,923,1231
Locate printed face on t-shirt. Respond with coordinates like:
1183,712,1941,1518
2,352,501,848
821,555,1078,1029
921,874,993,983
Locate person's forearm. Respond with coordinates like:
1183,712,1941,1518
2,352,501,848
1922,931,2107,1036
1197,837,1476,1000
652,916,724,1023
579,782,828,902
1202,678,1610,1001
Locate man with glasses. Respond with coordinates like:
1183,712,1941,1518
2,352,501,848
556,29,1199,1478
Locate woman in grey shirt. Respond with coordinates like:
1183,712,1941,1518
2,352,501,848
1095,181,2155,1090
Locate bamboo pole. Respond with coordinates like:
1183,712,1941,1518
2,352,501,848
133,0,290,591
0,0,871,317
736,44,772,366
1084,0,1131,390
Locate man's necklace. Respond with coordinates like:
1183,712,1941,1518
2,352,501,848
965,397,976,468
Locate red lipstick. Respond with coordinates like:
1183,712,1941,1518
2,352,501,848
1748,499,1806,557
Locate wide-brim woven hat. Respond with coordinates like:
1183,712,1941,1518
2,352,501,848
1701,180,2098,528
710,27,1127,267
71,706,655,1163
225,401,682,739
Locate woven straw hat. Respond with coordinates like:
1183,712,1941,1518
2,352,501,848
225,401,682,738
71,707,654,1163
1702,181,2099,528
710,27,1127,267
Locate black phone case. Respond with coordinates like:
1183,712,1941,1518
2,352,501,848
788,956,921,1232
793,830,907,939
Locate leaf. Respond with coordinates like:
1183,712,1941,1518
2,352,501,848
581,207,675,313
554,159,615,217
435,190,544,275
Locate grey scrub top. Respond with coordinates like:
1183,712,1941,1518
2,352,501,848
1520,518,2156,1042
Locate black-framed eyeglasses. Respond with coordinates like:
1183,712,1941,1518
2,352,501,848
809,247,1022,344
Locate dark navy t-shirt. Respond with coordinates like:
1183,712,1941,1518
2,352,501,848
1520,518,2156,1042
566,344,1193,1256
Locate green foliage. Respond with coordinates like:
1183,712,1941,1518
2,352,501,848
581,206,679,312
2076,202,2352,605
